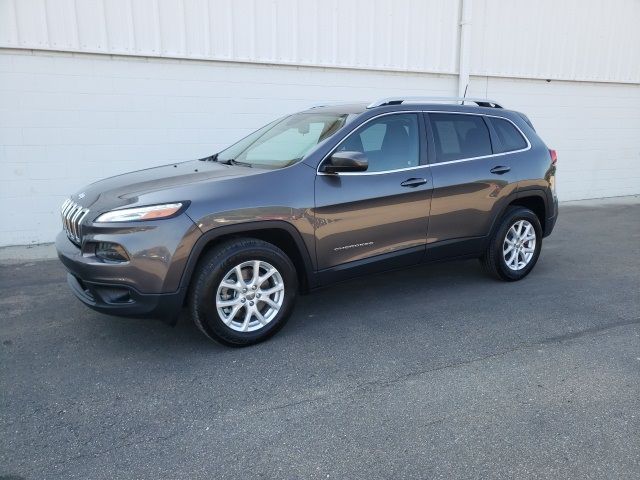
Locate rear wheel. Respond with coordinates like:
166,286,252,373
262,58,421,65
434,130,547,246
189,238,298,346
480,207,542,281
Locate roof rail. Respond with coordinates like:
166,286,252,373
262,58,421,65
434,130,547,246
367,96,503,109
308,101,362,109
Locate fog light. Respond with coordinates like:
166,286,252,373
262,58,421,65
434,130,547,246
95,242,130,263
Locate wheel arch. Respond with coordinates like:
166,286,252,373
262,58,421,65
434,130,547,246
490,189,549,240
179,221,315,303
509,193,547,233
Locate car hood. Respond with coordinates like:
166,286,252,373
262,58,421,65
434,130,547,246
71,160,259,213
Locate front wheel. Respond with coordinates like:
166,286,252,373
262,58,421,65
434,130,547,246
189,238,298,346
480,207,543,281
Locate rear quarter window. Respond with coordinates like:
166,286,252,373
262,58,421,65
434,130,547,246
490,117,528,153
430,113,493,162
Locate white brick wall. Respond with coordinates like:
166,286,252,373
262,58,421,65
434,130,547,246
0,49,456,246
0,49,639,246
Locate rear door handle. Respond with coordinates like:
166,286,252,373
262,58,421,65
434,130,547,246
400,178,428,188
490,165,511,175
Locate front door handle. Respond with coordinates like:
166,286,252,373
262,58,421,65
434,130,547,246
400,178,428,188
490,165,511,175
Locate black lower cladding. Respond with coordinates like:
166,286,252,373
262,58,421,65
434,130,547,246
544,197,559,237
66,273,184,320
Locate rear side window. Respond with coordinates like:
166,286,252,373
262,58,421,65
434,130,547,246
430,113,492,162
490,117,528,152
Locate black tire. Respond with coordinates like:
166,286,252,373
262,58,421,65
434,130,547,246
189,238,298,346
480,206,543,281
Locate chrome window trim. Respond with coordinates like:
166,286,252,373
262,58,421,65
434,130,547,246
321,164,431,176
316,110,531,176
427,111,531,166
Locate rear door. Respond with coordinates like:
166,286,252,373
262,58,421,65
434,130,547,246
425,112,522,258
314,112,433,271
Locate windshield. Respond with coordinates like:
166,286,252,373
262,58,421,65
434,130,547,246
217,112,349,168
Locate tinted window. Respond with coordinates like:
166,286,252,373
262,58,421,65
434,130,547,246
490,117,528,152
430,113,492,162
336,113,419,172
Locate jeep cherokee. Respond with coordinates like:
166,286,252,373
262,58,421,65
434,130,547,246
56,97,558,346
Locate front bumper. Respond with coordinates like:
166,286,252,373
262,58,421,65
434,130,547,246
55,214,200,320
65,272,184,319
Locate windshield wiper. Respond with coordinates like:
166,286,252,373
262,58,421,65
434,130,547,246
206,155,253,167
227,159,253,168
199,153,219,162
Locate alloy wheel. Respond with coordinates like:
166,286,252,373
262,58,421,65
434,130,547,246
503,219,536,271
215,260,285,332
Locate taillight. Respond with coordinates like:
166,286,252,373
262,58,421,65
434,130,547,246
549,149,557,165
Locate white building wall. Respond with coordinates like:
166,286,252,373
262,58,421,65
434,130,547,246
0,0,461,75
468,76,640,201
471,0,640,83
0,49,457,246
0,0,639,246
1,0,639,84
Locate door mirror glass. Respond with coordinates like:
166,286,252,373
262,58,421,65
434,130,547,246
321,151,368,173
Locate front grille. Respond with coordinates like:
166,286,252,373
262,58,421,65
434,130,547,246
61,199,89,244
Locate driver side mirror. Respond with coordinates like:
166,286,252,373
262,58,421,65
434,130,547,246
320,151,368,174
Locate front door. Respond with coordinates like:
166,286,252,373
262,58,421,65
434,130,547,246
314,112,432,271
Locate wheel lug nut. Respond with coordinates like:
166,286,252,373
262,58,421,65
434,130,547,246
249,301,254,306
242,288,247,293
240,298,246,303
252,285,257,290
256,293,261,298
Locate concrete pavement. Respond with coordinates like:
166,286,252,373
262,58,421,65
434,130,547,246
1,201,639,479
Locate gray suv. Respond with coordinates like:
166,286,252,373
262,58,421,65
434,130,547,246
56,97,558,346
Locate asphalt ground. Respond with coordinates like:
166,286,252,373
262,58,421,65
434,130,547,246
1,201,639,479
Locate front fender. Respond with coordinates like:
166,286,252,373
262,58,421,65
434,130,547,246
177,220,317,296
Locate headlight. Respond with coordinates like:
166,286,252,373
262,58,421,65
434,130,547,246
95,203,184,223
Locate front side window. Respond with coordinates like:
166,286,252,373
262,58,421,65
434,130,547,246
335,113,420,172
490,117,528,152
218,113,349,168
430,113,492,162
